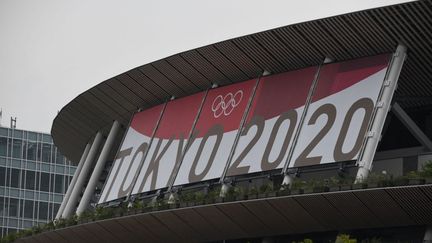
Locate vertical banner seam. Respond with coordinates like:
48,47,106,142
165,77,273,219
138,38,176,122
219,76,262,183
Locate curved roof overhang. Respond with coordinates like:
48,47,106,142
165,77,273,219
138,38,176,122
15,185,432,242
52,1,432,164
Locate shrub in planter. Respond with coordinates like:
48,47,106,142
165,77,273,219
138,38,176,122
335,233,357,243
248,186,258,199
224,186,238,201
96,207,114,220
179,191,196,207
195,191,206,205
205,187,219,204
311,179,329,193
78,210,95,223
234,186,248,200
42,221,55,232
406,171,425,185
290,179,306,195
3,232,17,243
55,218,67,229
259,182,274,197
420,160,432,178
393,176,409,186
278,184,291,196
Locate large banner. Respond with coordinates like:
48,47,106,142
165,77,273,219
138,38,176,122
131,92,205,194
173,80,256,186
98,54,392,203
99,105,164,203
290,54,390,167
226,67,317,176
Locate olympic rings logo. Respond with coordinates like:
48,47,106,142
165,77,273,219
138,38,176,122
211,90,243,118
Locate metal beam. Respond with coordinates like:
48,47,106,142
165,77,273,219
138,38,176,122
392,102,432,151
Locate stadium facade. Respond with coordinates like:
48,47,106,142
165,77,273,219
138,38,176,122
7,1,432,242
0,126,76,238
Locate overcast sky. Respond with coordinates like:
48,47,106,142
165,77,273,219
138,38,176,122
0,0,411,133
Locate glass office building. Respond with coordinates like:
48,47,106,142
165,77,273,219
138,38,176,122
0,126,76,237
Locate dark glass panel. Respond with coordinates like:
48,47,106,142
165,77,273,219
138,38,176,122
25,170,36,190
40,173,49,192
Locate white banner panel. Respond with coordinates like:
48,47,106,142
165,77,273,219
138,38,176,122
226,67,317,176
131,92,205,193
173,80,256,186
290,54,390,167
98,105,163,203
98,54,392,203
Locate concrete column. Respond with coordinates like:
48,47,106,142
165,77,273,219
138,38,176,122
76,121,120,215
55,143,91,220
62,131,103,218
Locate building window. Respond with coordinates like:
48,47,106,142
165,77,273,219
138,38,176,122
12,139,22,159
10,169,21,188
41,143,51,163
26,142,37,161
25,171,36,190
0,197,5,217
0,137,6,157
23,200,34,219
0,167,5,186
54,174,64,194
40,173,49,192
9,198,19,217
38,202,48,220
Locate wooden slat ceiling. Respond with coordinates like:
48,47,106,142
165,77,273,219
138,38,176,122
16,185,432,243
51,1,432,164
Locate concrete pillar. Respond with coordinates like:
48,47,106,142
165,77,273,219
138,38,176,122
62,131,103,218
55,143,91,220
76,121,120,215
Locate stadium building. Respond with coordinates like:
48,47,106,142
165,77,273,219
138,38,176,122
6,1,432,242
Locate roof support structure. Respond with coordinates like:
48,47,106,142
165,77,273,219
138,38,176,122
55,142,91,220
77,120,121,215
392,102,432,152
62,132,103,218
355,44,407,183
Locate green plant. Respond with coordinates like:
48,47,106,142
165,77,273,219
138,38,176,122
291,178,306,191
195,191,205,202
249,185,258,195
336,234,357,243
95,207,114,220
206,186,220,202
133,200,144,210
55,217,67,228
259,182,274,194
225,186,237,201
406,171,421,179
361,237,382,243
42,221,55,231
292,239,313,243
420,160,432,178
180,191,196,203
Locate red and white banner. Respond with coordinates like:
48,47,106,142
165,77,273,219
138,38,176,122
131,92,205,194
173,80,256,186
290,54,390,167
99,105,164,203
98,54,391,203
226,67,317,176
